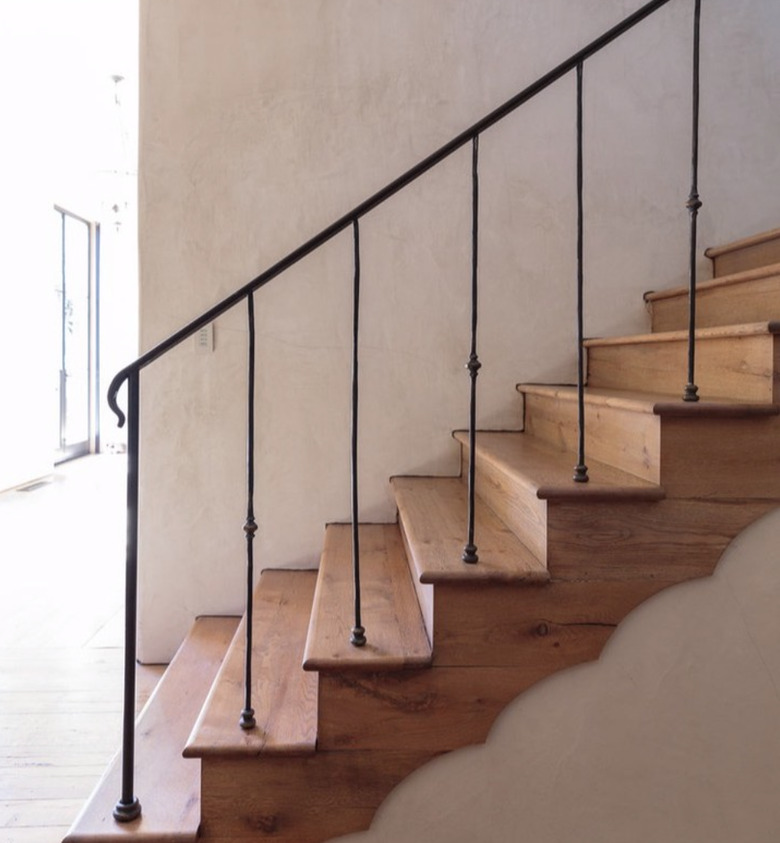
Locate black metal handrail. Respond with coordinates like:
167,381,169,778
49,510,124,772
108,0,700,821
107,0,679,414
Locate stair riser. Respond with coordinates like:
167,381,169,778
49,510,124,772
316,666,579,752
461,446,548,561
200,751,437,842
649,272,780,332
430,579,671,667
709,232,780,277
524,394,780,497
524,392,660,483
587,333,779,403
545,498,775,579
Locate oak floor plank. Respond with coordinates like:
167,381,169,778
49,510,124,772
2,798,86,827
0,457,172,843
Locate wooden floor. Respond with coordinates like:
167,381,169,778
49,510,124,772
0,455,165,843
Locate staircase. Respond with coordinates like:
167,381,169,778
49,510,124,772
65,227,780,842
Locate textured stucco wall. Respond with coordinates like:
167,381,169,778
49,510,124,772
137,0,780,659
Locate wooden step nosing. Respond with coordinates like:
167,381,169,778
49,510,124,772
418,568,550,585
537,484,666,502
704,227,780,259
644,261,780,303
301,556,330,670
651,401,780,419
302,652,433,672
182,619,247,758
584,321,780,348
188,740,317,760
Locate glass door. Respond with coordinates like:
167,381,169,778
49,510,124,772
55,207,100,462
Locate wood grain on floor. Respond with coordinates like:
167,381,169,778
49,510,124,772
0,455,165,843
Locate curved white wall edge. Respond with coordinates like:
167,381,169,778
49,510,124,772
331,506,780,843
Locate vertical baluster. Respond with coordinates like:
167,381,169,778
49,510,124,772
573,61,589,483
683,0,702,402
350,218,366,646
113,370,142,822
241,297,258,729
463,134,481,563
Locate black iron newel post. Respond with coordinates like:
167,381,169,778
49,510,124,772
683,0,702,402
240,295,258,729
463,134,481,563
573,61,589,483
113,370,142,823
350,219,366,646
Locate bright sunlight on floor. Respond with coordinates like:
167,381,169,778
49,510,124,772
0,454,164,843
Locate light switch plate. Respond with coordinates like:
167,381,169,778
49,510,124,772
196,323,214,353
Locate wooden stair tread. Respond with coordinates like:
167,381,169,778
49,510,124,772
391,475,549,583
644,261,780,303
584,320,780,348
303,523,432,671
453,430,665,501
64,616,239,843
704,226,780,260
518,384,779,417
184,570,318,758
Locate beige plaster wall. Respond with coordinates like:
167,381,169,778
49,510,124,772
137,0,780,659
333,506,780,843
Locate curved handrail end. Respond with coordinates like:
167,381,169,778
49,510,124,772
108,368,133,429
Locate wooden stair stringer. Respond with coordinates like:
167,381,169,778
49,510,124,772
199,750,442,843
546,495,780,580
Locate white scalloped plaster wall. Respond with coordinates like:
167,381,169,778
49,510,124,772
333,507,780,843
137,0,780,659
